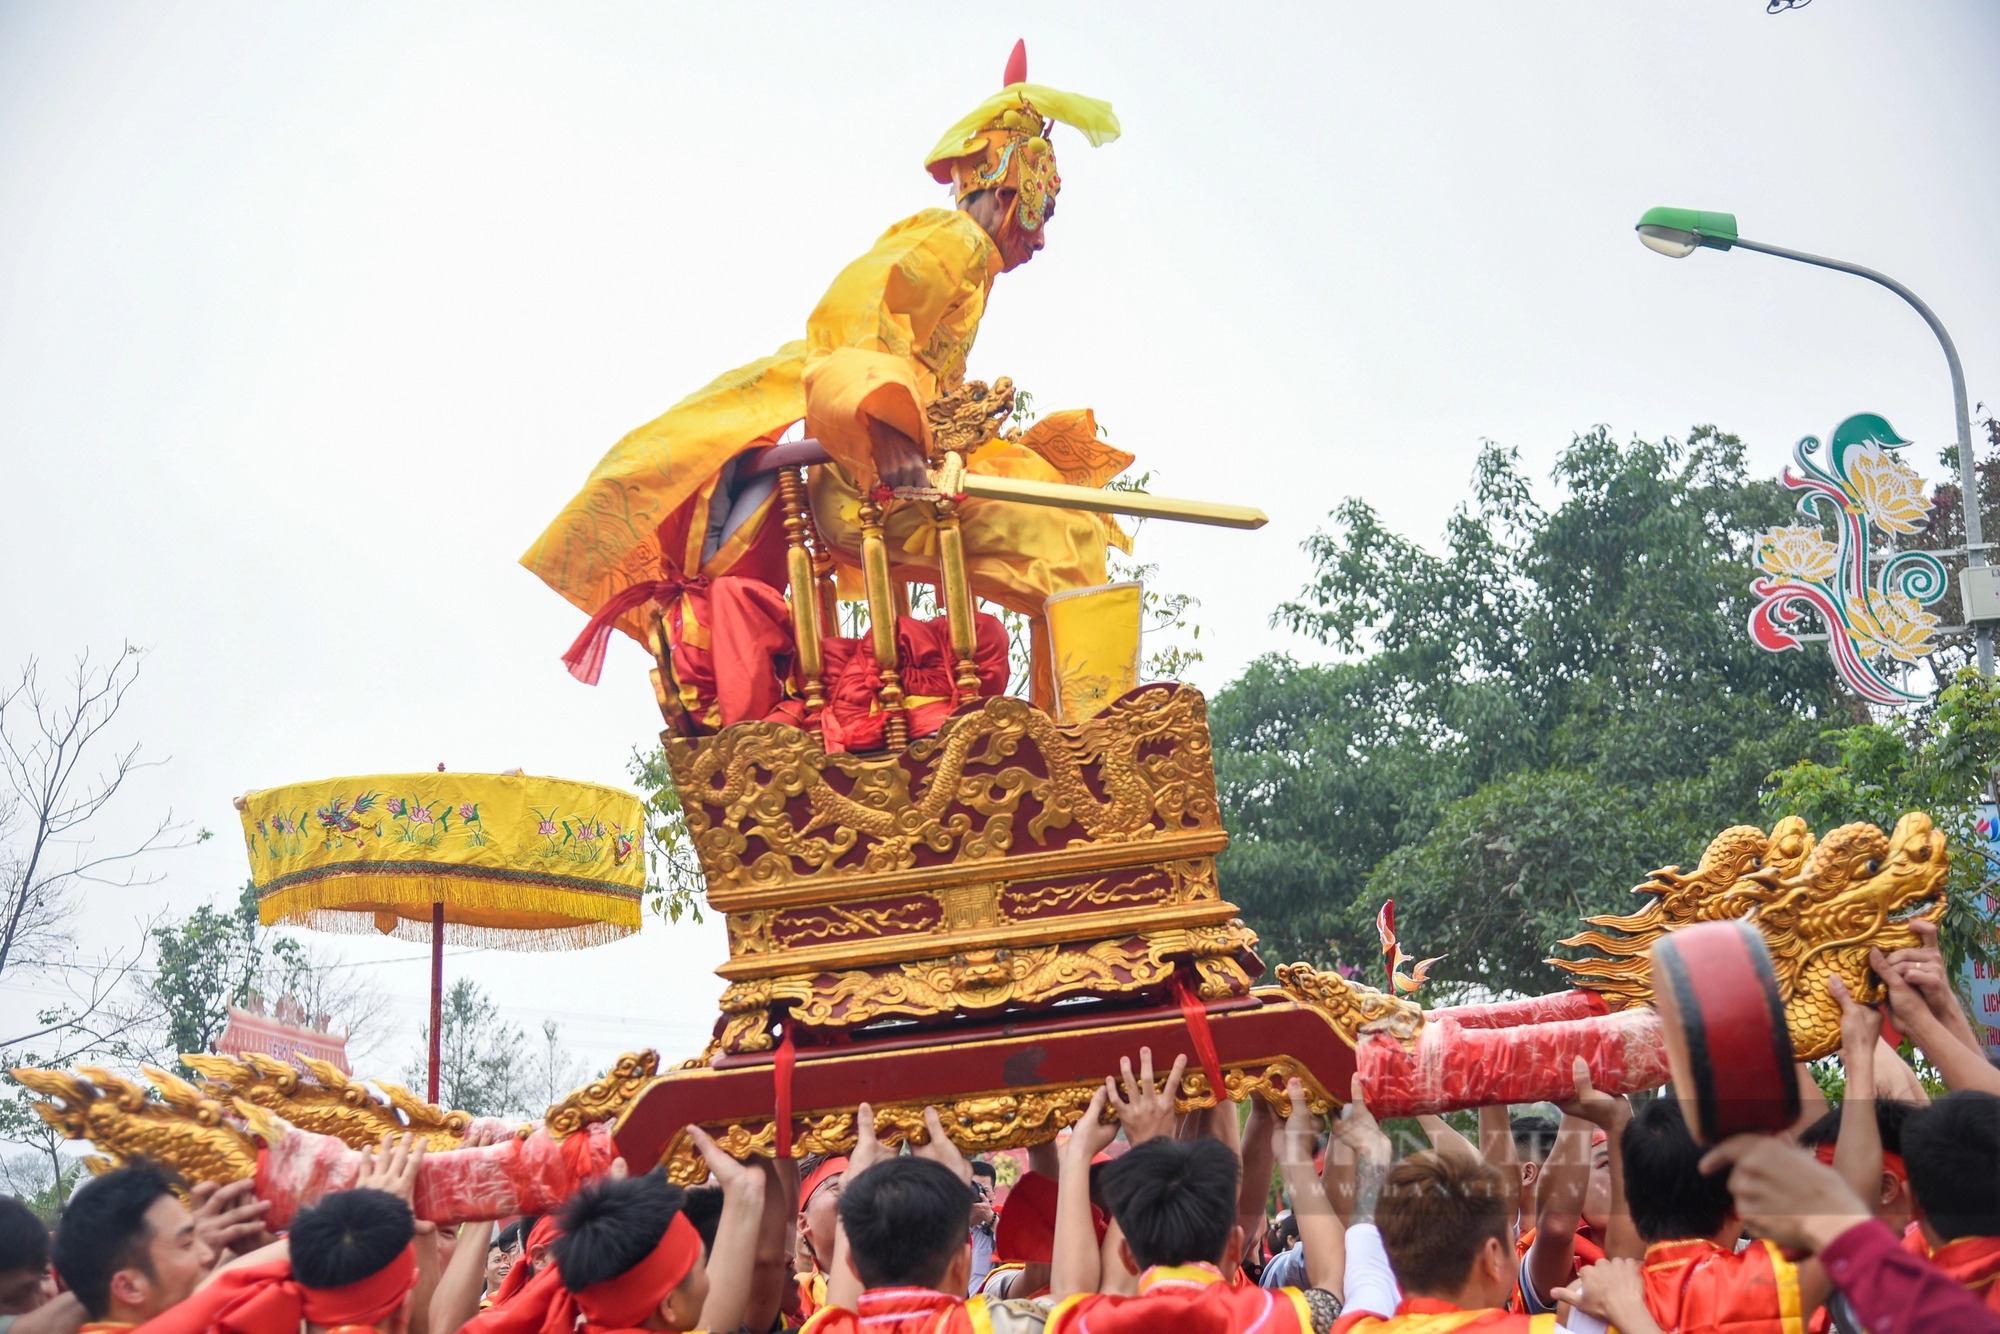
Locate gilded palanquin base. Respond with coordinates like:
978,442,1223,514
667,685,1264,1051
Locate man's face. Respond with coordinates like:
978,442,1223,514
802,1177,842,1266
113,1195,212,1320
1582,1143,1612,1232
993,190,1049,271
657,1260,709,1331
969,1177,995,1228
485,1242,512,1290
0,1266,50,1315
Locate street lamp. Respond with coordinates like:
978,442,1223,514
1635,206,1995,676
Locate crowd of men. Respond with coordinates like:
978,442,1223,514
0,923,1996,1333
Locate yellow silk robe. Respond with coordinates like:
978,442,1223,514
522,208,1119,641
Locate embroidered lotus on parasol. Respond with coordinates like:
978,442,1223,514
240,771,645,1102
1747,413,1951,705
241,772,643,950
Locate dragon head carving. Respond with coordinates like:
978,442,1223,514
1551,812,1948,1060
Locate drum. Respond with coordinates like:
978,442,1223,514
1650,920,1800,1143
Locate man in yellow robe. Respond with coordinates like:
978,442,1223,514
530,43,1127,717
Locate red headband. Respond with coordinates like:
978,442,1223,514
210,1245,418,1334
799,1157,848,1218
1811,1141,1907,1182
461,1213,702,1334
574,1212,704,1330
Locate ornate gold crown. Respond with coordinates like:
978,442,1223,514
923,41,1120,234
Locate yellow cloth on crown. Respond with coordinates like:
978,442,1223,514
522,208,1125,639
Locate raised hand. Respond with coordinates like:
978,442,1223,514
1271,1079,1320,1170
459,1117,518,1149
1558,1057,1632,1133
1330,1073,1389,1157
849,1102,891,1180
1553,1258,1666,1334
1107,1047,1187,1147
912,1107,973,1185
1063,1086,1117,1171
1829,974,1883,1053
690,1126,765,1200
188,1177,273,1262
1879,919,1984,1054
356,1132,426,1202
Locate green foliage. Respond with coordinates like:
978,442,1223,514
628,745,706,925
404,977,523,1118
1213,426,1849,993
1763,666,2000,972
144,884,263,1074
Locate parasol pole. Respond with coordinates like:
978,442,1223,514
429,902,444,1103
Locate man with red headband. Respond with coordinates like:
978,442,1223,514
803,1105,1051,1334
793,1154,848,1321
215,1189,423,1334
461,1126,765,1334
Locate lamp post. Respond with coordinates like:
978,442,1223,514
1635,206,1994,676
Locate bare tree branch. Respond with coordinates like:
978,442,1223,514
0,645,208,981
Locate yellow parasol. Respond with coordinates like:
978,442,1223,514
236,769,644,1099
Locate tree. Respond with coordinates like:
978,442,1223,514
1763,666,2000,973
407,978,524,1117
0,1149,84,1226
0,645,207,981
1212,426,1849,996
145,896,262,1073
628,747,707,925
519,1020,590,1118
105,882,390,1074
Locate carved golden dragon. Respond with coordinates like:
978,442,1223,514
1551,812,1948,1060
12,1050,663,1185
668,687,1217,889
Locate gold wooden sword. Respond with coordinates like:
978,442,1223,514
747,439,1267,531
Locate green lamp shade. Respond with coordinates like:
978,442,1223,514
1635,207,1739,257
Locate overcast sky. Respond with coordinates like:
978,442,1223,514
3,2,1997,1081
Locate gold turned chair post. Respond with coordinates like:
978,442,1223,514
776,467,828,715
933,451,981,698
805,507,841,646
856,494,909,749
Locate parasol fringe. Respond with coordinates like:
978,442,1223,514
259,873,642,954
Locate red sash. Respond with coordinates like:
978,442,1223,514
800,1288,984,1334
1639,1238,1804,1334
1046,1263,1311,1334
1916,1234,2000,1315
1334,1297,1555,1333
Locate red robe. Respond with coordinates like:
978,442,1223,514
1334,1298,1555,1333
1639,1238,1805,1334
1908,1234,2000,1315
801,1286,1005,1333
1045,1262,1313,1334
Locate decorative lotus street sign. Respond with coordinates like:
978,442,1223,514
1748,413,1950,706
